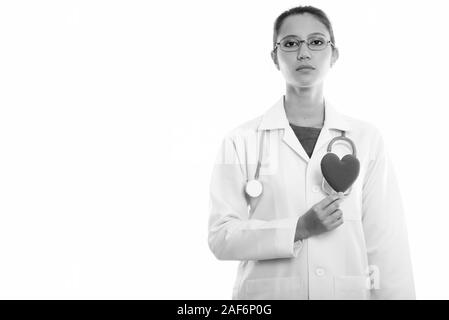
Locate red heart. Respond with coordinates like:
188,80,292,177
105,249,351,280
320,153,360,193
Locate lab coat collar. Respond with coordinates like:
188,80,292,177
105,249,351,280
257,95,351,132
258,95,351,162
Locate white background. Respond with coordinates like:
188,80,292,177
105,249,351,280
0,0,447,299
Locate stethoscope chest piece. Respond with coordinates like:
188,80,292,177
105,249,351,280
245,179,263,198
320,132,360,193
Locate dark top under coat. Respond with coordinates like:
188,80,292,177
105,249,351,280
289,123,322,158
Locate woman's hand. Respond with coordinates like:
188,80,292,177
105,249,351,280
294,193,345,241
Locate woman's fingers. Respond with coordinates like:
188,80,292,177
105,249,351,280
329,209,343,222
316,194,340,210
323,209,343,230
322,197,344,215
307,193,346,234
328,216,344,230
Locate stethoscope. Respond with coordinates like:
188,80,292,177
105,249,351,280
244,131,267,198
245,129,360,198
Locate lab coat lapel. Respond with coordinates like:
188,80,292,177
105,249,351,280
258,96,310,163
282,125,311,162
258,96,350,163
312,126,332,157
313,100,351,155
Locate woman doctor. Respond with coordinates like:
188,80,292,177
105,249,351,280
208,5,415,300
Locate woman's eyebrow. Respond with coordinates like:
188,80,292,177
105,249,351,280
308,32,326,37
279,32,326,40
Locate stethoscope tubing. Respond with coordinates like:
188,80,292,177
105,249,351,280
254,131,266,180
326,131,357,157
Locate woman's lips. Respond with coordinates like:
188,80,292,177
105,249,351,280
296,66,315,71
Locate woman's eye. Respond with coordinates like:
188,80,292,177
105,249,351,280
284,40,298,47
310,39,324,45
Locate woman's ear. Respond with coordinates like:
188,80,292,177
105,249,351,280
330,47,339,67
271,50,280,70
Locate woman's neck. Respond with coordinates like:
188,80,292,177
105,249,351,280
284,84,325,128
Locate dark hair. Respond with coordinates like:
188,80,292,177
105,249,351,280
272,6,336,51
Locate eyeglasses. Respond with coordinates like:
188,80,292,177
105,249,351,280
274,36,335,52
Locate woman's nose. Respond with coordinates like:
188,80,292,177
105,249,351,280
297,42,311,60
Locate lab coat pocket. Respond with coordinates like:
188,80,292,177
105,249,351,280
242,277,307,300
334,275,370,300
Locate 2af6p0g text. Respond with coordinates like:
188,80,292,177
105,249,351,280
221,304,271,316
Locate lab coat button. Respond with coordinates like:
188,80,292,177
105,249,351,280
312,185,320,193
315,268,325,276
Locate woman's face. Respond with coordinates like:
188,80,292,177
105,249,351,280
272,13,338,88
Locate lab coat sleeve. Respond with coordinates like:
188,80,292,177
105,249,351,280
208,135,303,261
362,130,415,299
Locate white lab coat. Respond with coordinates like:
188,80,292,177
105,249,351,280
208,96,415,300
